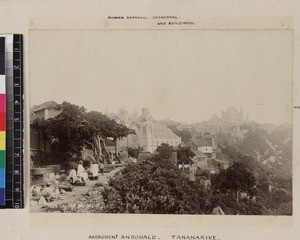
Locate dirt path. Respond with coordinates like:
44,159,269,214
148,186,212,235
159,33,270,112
30,167,122,213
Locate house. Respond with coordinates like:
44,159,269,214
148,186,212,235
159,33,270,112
201,133,218,150
191,150,208,168
195,174,211,190
188,150,219,180
211,158,229,171
186,137,216,159
30,101,62,155
32,101,63,120
189,150,208,181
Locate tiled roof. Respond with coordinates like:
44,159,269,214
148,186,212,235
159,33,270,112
213,158,229,163
153,124,180,139
190,138,212,147
128,121,142,128
195,168,214,175
32,101,60,113
201,134,214,139
192,150,207,158
30,101,61,124
225,106,240,114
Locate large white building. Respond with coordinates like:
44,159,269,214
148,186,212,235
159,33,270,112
118,108,181,153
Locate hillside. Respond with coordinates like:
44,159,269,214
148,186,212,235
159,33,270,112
217,123,292,179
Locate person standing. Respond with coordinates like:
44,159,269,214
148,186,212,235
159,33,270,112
77,161,88,182
99,162,104,175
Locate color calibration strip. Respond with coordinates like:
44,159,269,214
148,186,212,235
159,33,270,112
0,37,6,205
0,34,23,209
3,34,14,208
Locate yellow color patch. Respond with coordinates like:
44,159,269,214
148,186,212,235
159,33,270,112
0,131,5,150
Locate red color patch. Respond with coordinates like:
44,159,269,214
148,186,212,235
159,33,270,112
0,112,5,131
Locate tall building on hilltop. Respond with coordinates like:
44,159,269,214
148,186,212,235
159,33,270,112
221,106,245,124
117,106,130,124
141,107,151,121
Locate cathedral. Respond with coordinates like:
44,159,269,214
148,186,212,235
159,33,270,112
221,106,249,125
117,107,181,153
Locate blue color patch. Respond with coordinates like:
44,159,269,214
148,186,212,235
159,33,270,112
0,168,5,188
0,188,4,205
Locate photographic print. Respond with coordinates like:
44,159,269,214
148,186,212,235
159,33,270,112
29,29,293,215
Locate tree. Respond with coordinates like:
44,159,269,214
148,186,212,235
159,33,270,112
156,143,174,160
127,147,144,158
109,124,135,159
32,102,88,161
217,162,256,203
32,102,135,165
221,146,241,163
81,110,112,163
82,111,135,163
102,157,204,214
176,146,195,164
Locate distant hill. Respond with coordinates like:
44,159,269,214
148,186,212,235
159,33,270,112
216,123,292,179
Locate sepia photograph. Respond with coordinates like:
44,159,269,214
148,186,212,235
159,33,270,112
29,29,293,215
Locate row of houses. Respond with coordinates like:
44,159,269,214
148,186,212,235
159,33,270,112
182,135,229,185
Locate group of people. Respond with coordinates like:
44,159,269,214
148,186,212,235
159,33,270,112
68,160,105,184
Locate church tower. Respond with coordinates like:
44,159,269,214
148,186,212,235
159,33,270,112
141,107,154,152
142,107,151,121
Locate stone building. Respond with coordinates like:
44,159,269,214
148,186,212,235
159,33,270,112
221,106,245,125
186,135,217,159
189,150,208,181
118,108,181,153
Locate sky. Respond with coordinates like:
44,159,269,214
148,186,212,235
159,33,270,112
30,30,293,125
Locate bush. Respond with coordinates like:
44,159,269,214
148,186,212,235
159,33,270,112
127,147,144,158
101,156,272,215
102,158,206,214
31,151,62,167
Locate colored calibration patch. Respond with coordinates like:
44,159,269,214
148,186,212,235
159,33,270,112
0,34,23,209
0,37,5,205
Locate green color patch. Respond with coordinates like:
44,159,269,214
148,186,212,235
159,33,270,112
0,150,5,168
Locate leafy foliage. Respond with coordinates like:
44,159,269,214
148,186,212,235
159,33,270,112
31,102,135,165
176,146,195,164
101,157,268,215
30,151,61,167
102,158,205,214
216,162,256,202
156,143,174,159
217,145,292,214
32,102,88,161
127,147,144,158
